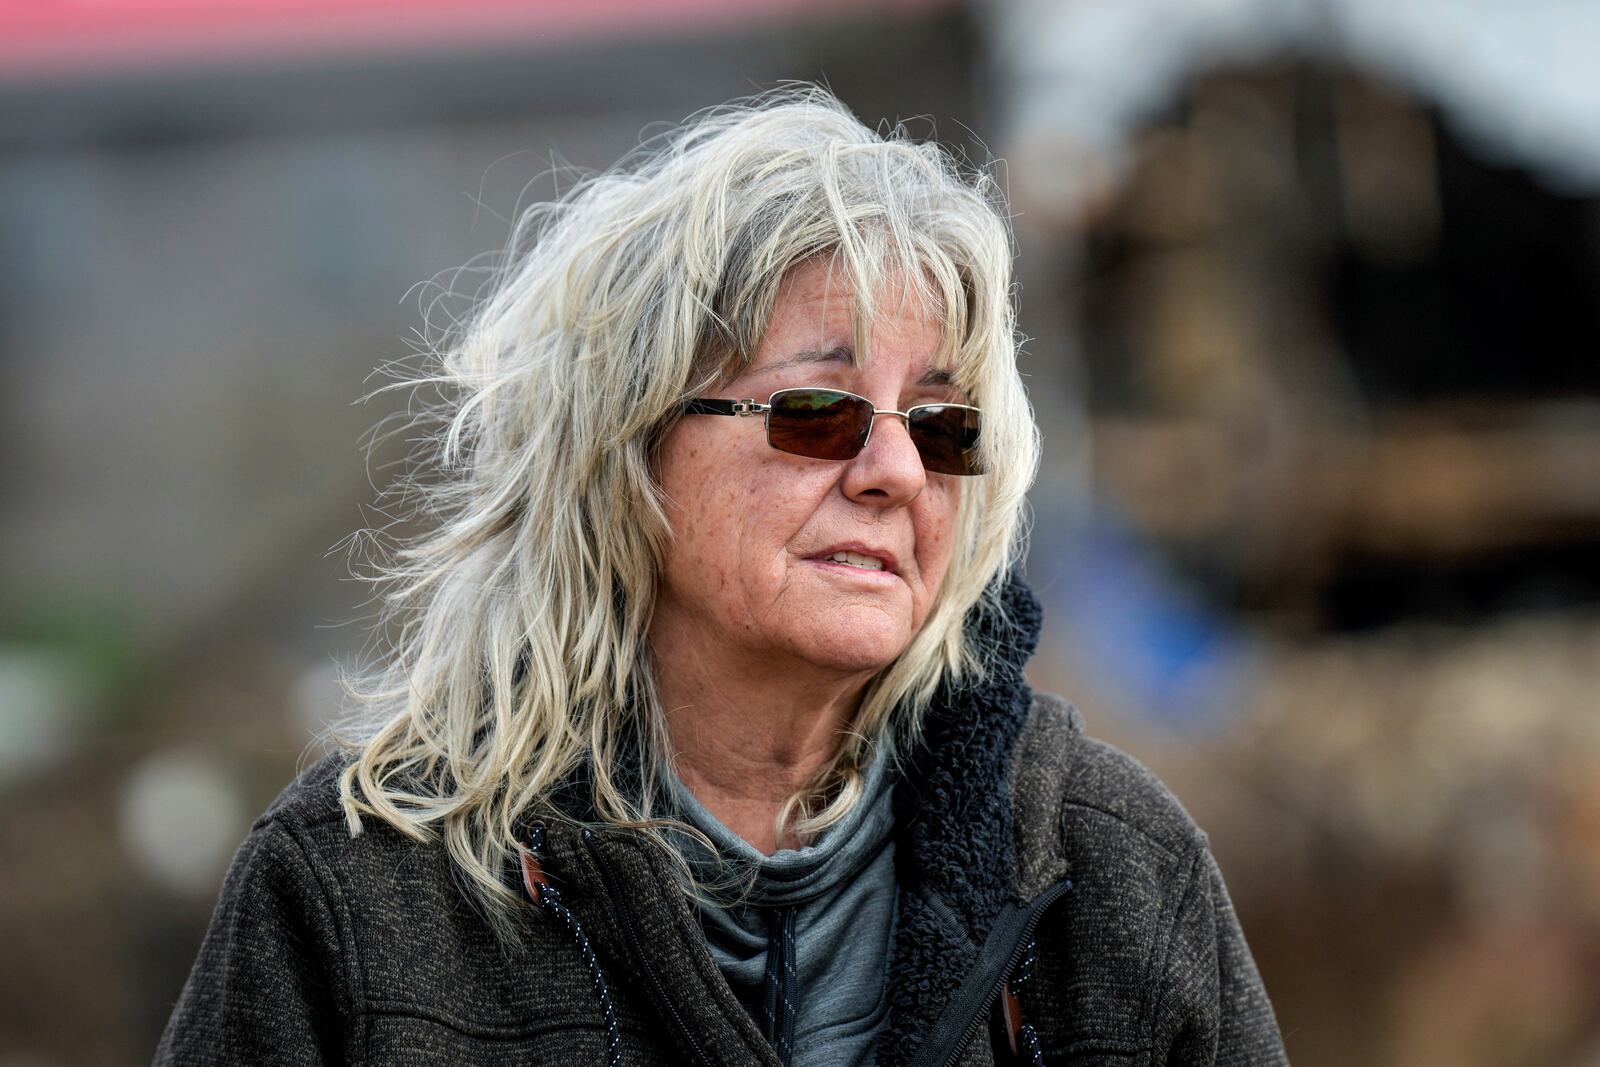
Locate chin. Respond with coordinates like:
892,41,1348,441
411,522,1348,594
791,614,915,676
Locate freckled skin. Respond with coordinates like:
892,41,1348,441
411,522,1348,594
651,261,963,683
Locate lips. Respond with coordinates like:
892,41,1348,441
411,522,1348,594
807,543,900,576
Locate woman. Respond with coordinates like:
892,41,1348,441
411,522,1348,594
157,88,1287,1066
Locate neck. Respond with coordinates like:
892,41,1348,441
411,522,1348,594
650,630,873,855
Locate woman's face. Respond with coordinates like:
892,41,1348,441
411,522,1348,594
651,260,965,681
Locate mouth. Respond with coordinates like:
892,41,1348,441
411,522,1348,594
806,543,900,577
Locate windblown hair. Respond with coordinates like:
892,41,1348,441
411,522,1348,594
337,85,1040,936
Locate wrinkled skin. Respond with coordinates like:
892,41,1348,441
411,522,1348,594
652,260,965,684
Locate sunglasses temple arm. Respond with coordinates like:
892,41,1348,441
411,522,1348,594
683,398,767,417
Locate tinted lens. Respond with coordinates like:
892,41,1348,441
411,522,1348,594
908,404,983,476
766,388,873,460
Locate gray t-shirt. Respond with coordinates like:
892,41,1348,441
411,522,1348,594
669,752,898,1067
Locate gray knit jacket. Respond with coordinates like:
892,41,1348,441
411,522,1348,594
155,576,1288,1065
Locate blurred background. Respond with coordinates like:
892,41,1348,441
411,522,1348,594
3,0,1599,1063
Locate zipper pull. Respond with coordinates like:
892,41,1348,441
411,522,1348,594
1002,936,1041,1062
525,822,624,1066
521,821,554,906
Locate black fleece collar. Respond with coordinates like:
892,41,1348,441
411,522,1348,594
879,568,1044,1067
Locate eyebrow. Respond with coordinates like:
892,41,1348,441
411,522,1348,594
767,342,956,388
766,342,857,374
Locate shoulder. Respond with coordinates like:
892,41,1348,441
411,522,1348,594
259,750,349,825
223,754,520,1015
219,752,495,990
254,752,439,875
211,753,357,918
216,754,439,949
1006,704,1289,1058
1008,692,1209,898
248,752,488,934
241,754,413,906
234,751,350,892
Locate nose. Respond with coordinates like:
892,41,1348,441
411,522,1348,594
840,410,926,505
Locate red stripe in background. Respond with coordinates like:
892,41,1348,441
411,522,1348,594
0,0,952,80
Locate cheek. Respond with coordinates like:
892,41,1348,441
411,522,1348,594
657,428,814,609
675,501,741,595
657,429,731,585
915,492,962,597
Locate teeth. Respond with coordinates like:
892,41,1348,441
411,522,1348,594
827,551,884,571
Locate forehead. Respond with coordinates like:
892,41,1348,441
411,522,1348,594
750,258,952,373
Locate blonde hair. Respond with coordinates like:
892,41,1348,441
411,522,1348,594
337,85,1040,935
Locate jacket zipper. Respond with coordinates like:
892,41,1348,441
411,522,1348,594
582,829,716,1067
905,878,1074,1067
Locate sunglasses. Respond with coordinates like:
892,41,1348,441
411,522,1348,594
682,387,984,476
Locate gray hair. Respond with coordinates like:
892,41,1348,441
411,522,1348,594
337,85,1040,937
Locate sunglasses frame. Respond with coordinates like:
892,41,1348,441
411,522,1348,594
682,386,984,476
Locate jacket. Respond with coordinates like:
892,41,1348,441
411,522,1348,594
155,578,1288,1065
